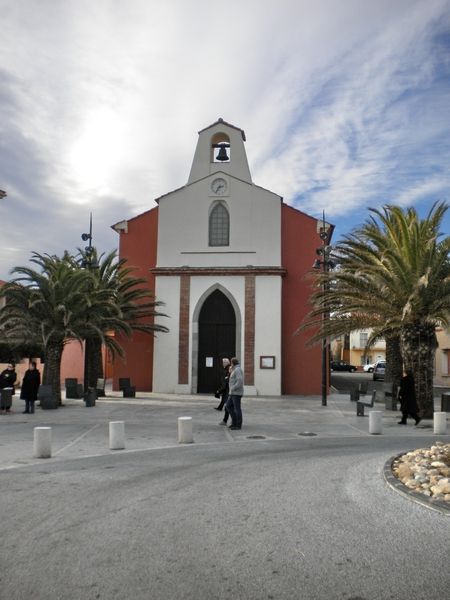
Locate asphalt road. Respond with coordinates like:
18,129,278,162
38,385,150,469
331,371,382,393
1,425,449,600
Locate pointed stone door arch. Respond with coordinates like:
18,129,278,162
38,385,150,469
196,289,237,393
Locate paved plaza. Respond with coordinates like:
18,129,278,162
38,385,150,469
1,390,449,600
1,390,448,468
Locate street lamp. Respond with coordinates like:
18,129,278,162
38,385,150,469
80,213,98,403
314,212,334,407
81,213,98,270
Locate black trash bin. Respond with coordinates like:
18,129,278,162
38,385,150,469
65,378,83,399
123,386,136,398
118,378,131,391
84,388,97,407
349,385,360,402
441,393,450,412
38,385,58,410
119,377,135,398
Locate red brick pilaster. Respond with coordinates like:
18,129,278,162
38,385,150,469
244,275,255,385
178,275,190,384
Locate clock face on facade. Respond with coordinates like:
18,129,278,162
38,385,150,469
211,177,228,195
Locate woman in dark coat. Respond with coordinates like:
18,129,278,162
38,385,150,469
0,363,17,414
20,361,41,414
398,369,421,425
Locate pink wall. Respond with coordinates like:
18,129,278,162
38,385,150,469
60,340,85,381
60,340,113,385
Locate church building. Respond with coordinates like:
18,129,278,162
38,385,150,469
112,118,332,396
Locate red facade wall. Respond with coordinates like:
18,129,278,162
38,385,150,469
281,204,323,394
112,207,159,391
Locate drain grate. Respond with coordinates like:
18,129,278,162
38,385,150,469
298,432,317,437
246,435,266,440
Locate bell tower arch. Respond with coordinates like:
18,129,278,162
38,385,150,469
187,118,252,184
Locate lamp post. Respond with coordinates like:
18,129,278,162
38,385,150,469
80,213,98,401
314,212,334,407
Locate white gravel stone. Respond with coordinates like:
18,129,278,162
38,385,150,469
393,442,450,504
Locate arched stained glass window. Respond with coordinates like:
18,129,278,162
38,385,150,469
209,202,229,246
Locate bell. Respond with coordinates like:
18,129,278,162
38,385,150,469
215,144,229,161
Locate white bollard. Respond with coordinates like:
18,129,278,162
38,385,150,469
178,416,194,444
434,412,447,435
369,410,383,435
34,427,52,458
109,421,125,450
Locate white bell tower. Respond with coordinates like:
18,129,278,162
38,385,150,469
187,118,252,185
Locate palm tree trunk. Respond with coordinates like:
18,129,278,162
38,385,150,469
86,337,103,388
400,324,437,418
42,341,64,405
384,332,403,392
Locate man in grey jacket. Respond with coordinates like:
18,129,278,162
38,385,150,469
228,357,244,430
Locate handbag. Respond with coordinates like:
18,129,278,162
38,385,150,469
214,391,221,399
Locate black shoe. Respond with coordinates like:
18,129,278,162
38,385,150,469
229,426,241,430
415,418,422,426
214,407,221,411
22,411,29,414
397,420,407,425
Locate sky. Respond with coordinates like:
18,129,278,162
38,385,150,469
1,0,450,280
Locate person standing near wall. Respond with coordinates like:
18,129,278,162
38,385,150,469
0,363,17,414
228,357,244,430
20,361,41,414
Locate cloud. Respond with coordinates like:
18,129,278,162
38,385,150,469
0,0,449,277
253,0,450,218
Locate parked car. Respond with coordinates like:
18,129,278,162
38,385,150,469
373,360,386,381
363,363,375,373
330,360,357,373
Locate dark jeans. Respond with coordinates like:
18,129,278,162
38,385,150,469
228,395,242,428
225,395,233,420
24,399,35,414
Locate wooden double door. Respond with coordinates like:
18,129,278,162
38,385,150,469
197,290,236,393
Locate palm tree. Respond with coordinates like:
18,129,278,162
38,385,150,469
76,248,169,390
0,250,170,403
302,202,450,417
0,252,94,403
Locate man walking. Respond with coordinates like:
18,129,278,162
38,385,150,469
228,357,244,430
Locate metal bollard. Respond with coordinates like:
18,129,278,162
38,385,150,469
34,427,52,458
434,412,447,435
109,421,125,450
178,416,194,444
369,410,383,435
